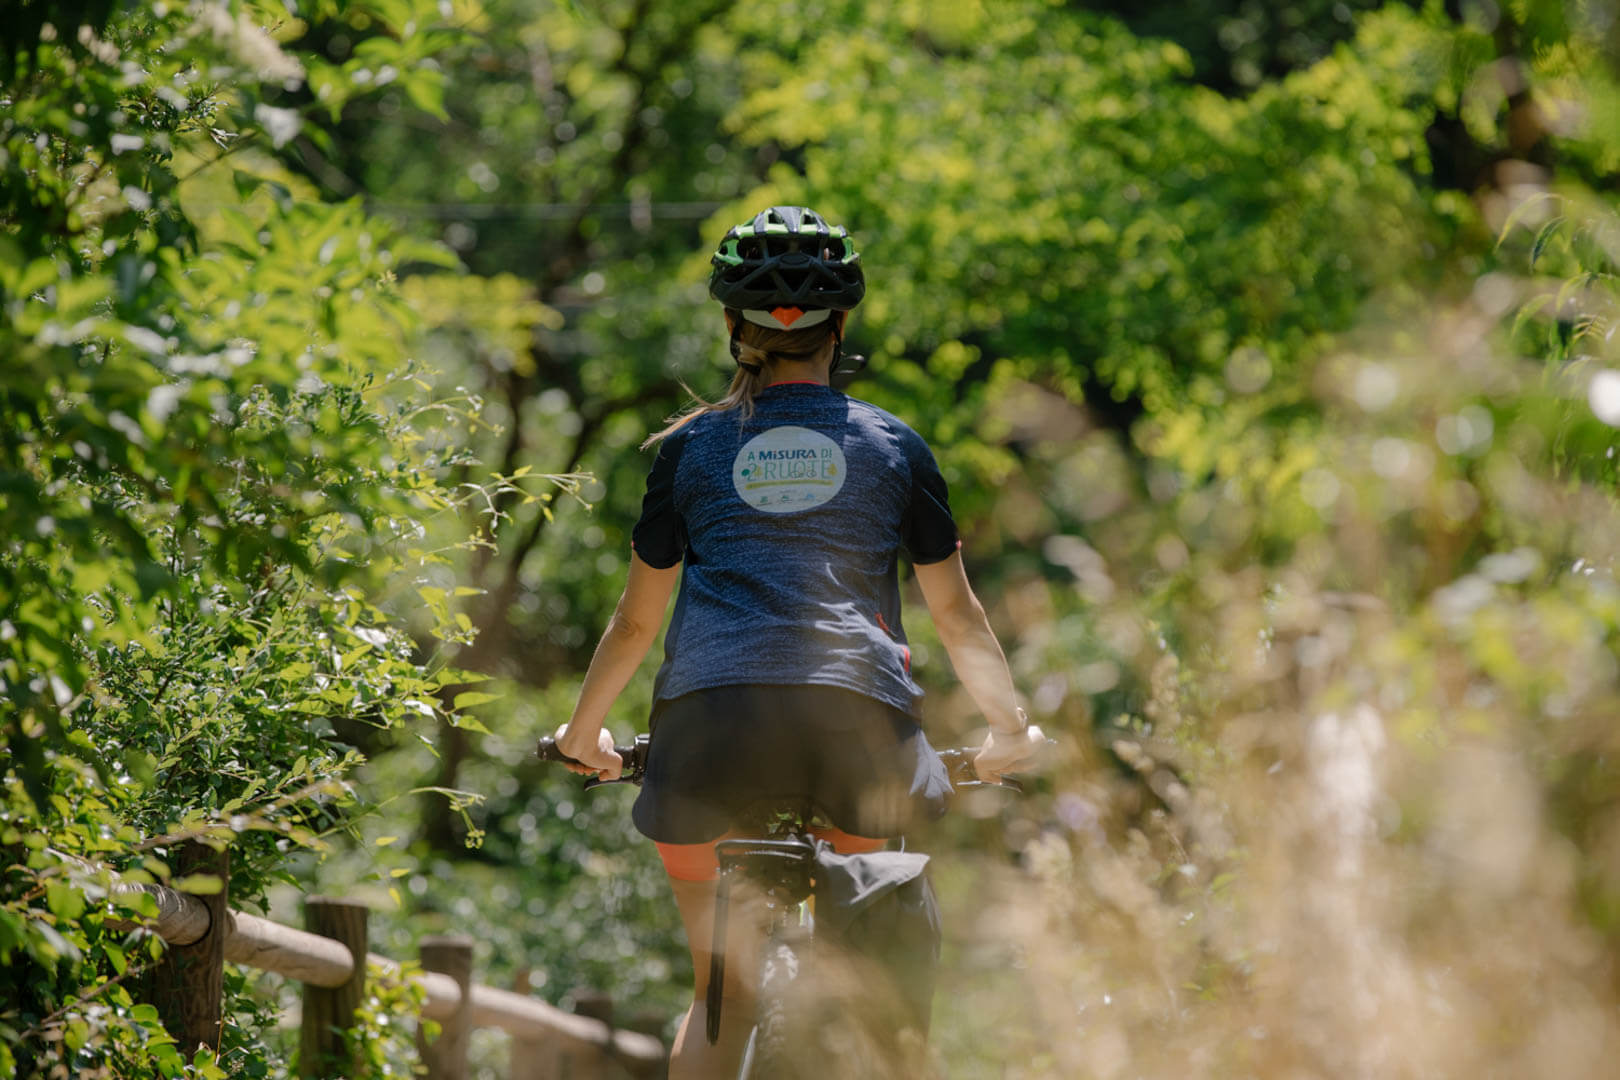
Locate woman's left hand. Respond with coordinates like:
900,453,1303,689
554,723,624,781
973,724,1046,784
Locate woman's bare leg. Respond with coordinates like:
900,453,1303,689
666,873,763,1080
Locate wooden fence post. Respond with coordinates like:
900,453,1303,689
571,989,614,1029
419,934,474,1080
508,968,547,1080
510,985,621,1080
137,840,228,1061
560,989,619,1080
299,896,369,1079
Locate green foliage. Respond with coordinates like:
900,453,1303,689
1088,0,1408,91
342,960,432,1079
322,671,691,1029
1,0,463,802
0,2,521,1076
9,0,1620,1075
1495,189,1620,487
721,3,1463,450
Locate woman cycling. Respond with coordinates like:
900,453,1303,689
553,205,1042,1078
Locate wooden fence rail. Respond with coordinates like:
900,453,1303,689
115,850,665,1080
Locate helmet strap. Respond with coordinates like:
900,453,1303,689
829,324,867,383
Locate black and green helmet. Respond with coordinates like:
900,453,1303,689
708,206,865,328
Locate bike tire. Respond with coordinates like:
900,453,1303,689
741,933,801,1080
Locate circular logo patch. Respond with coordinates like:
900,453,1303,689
732,425,846,513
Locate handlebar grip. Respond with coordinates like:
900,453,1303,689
939,738,1056,791
536,736,640,762
535,735,575,765
536,733,648,786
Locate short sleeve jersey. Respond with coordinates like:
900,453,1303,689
631,382,959,717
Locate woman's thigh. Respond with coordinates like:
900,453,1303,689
665,873,758,1078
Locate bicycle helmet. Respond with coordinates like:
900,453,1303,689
708,206,867,375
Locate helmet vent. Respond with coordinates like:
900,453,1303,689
708,206,864,314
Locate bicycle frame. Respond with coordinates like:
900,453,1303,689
705,833,819,1045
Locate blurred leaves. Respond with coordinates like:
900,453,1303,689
0,1,550,1074
8,0,1620,1075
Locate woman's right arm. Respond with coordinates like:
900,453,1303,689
555,552,680,778
914,551,1042,781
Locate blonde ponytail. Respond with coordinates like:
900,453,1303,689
641,318,838,448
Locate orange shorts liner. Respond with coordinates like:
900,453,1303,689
655,827,887,882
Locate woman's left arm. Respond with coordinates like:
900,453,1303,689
555,553,681,777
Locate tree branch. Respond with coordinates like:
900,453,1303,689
536,0,738,296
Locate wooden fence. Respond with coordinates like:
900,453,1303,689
121,843,666,1079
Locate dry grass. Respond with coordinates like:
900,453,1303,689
922,290,1620,1078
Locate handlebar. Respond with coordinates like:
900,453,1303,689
536,733,1052,792
535,733,650,789
938,745,1023,793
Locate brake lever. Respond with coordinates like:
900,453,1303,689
959,774,1025,794
944,735,1056,787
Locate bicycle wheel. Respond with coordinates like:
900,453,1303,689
741,932,802,1080
742,931,937,1080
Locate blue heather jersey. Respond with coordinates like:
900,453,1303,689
631,382,959,717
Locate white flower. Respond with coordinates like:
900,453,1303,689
192,2,306,86
1589,369,1620,427
254,104,302,149
353,627,390,648
123,326,168,354
146,383,185,424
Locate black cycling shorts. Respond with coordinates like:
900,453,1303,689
630,683,951,845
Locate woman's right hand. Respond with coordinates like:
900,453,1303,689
554,723,624,781
973,724,1046,784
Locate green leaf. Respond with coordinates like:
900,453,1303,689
1495,190,1559,247
31,919,83,963
111,888,159,919
46,881,86,922
402,68,448,121
231,168,261,200
190,1046,228,1080
1530,219,1562,267
449,713,490,734
169,874,225,896
452,690,501,709
0,911,28,962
